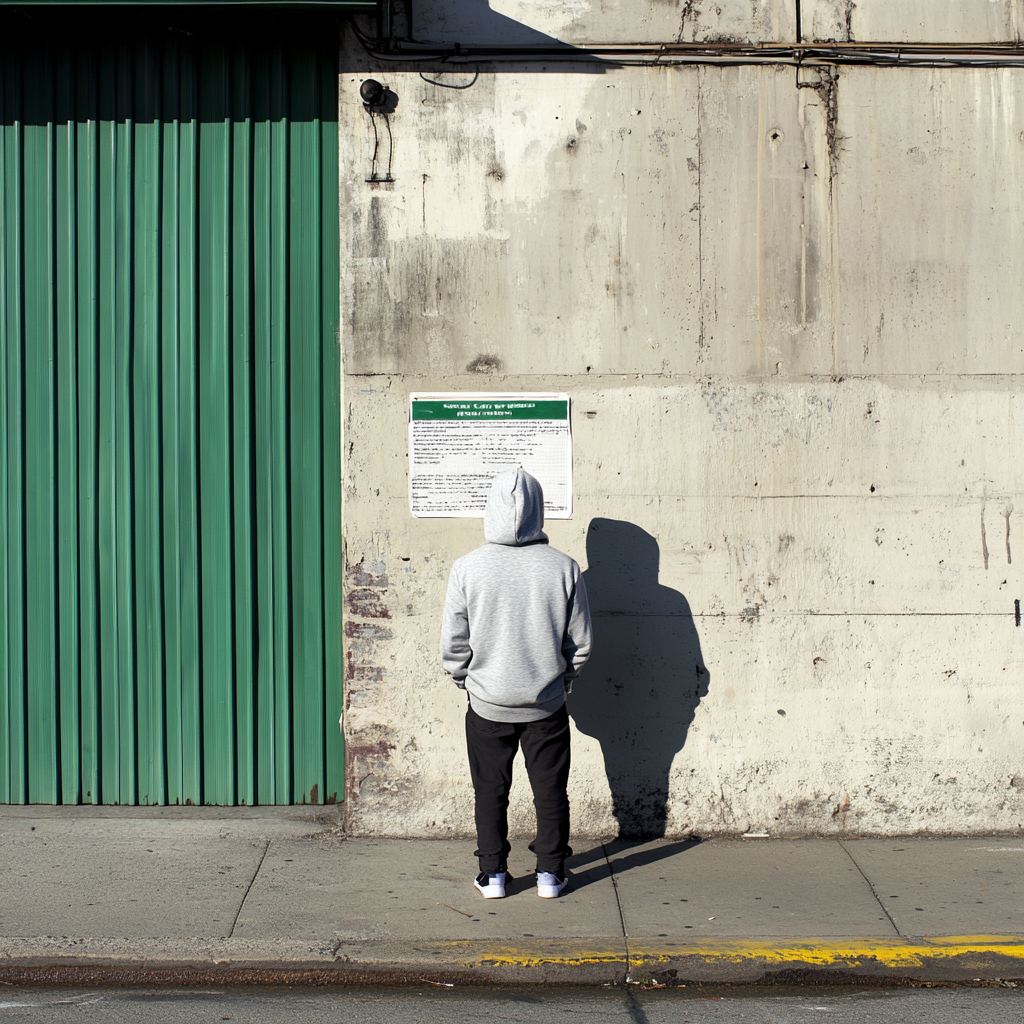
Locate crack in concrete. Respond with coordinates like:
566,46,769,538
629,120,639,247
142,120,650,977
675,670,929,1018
603,842,631,978
229,840,271,939
696,67,705,368
839,839,902,937
676,0,700,44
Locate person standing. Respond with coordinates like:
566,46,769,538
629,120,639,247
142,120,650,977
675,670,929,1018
441,468,592,898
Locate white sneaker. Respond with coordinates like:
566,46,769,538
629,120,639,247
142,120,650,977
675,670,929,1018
536,871,568,898
474,871,510,898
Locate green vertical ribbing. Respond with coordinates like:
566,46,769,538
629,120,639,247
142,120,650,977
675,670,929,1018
198,44,235,805
96,48,121,804
23,49,59,804
289,49,325,805
133,45,165,806
55,47,82,804
177,51,202,807
114,47,136,805
3,26,341,807
75,48,100,805
251,45,276,804
0,57,25,804
230,46,255,806
160,37,184,805
320,56,343,806
269,46,291,804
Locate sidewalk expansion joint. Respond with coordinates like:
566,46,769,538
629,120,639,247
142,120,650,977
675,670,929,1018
228,839,270,939
602,842,632,977
839,838,901,937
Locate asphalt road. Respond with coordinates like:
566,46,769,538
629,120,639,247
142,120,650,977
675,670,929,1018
1,985,1021,1023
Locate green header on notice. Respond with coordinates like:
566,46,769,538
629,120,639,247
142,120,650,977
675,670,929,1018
412,400,569,422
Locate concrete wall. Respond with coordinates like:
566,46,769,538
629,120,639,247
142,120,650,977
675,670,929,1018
400,0,1024,45
802,1,1023,43
339,3,1023,838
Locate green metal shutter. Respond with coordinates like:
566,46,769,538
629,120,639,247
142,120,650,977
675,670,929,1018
0,15,343,805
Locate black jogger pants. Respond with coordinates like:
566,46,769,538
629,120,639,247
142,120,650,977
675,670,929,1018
465,703,572,875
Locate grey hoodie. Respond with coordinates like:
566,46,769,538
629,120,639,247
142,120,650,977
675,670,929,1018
440,468,593,723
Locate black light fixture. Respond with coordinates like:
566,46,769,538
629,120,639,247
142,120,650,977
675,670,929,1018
360,79,394,182
360,79,386,108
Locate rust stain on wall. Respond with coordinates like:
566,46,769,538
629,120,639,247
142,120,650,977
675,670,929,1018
346,652,385,683
345,621,392,640
348,725,401,802
347,588,392,618
343,558,395,814
348,563,389,589
348,737,397,761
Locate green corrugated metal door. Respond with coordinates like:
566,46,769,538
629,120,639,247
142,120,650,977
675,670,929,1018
0,13,343,805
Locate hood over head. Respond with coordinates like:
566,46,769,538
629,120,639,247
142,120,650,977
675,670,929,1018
483,467,548,546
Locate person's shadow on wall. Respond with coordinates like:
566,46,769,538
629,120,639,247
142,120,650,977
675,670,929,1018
571,519,710,839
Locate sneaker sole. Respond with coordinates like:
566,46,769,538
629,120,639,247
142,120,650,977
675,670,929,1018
537,885,567,898
474,873,510,899
474,885,506,898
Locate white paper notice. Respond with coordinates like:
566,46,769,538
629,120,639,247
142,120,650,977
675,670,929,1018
409,393,572,518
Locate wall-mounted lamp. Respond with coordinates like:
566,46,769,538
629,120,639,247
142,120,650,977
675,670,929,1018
360,79,386,108
360,79,397,183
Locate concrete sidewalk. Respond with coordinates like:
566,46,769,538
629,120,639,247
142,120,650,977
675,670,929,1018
2,807,1022,985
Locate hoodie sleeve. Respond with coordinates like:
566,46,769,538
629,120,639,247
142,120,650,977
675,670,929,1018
440,563,471,686
561,569,593,691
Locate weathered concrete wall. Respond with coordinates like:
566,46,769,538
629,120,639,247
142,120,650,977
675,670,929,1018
400,1,1024,45
340,6,1023,838
406,0,795,45
398,0,1024,45
803,0,1023,43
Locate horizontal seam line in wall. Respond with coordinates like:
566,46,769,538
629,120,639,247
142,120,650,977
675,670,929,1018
385,495,1024,499
561,494,1018,499
597,612,1017,618
390,494,1023,499
344,373,1024,381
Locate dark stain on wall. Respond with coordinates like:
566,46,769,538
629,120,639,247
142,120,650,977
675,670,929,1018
348,562,389,589
348,726,401,804
346,652,385,683
466,353,503,374
798,66,842,188
344,559,394,813
345,621,392,640
348,736,397,762
347,588,392,618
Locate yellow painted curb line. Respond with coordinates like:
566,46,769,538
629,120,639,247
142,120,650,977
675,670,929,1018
441,940,628,968
630,936,1024,970
444,936,1024,970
